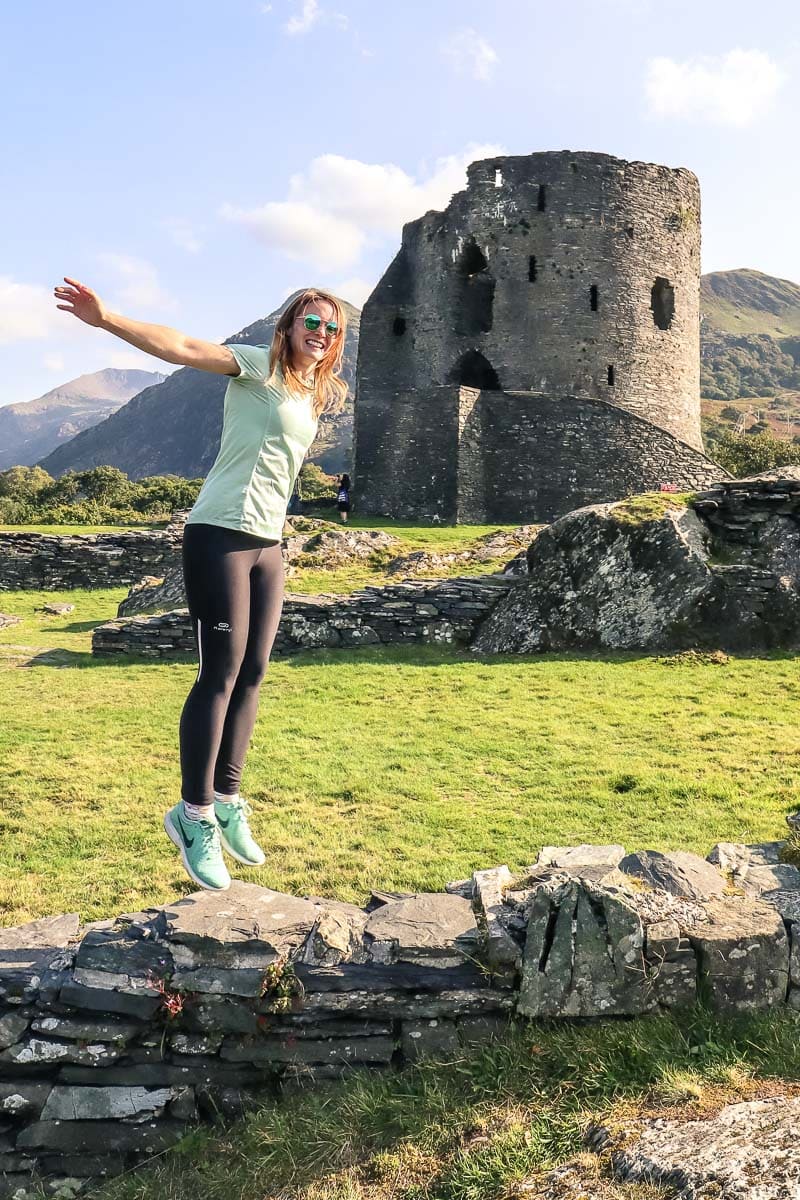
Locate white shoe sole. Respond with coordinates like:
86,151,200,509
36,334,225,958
164,812,231,891
218,828,266,867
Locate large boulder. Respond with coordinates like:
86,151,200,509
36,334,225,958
608,1097,800,1198
472,483,800,654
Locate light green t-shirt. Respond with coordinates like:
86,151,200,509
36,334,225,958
186,345,318,542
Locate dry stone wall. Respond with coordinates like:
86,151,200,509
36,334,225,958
0,529,181,592
357,385,725,524
2,838,800,1196
93,576,515,658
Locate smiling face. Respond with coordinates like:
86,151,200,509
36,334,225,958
286,299,339,376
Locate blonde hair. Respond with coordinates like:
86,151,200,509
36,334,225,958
269,289,348,419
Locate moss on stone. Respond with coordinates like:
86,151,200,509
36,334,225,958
610,492,694,526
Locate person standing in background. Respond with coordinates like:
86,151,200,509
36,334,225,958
337,473,352,523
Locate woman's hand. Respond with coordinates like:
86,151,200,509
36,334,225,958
54,277,107,327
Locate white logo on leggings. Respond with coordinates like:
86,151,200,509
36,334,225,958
213,621,231,632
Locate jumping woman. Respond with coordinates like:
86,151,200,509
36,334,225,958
55,278,348,890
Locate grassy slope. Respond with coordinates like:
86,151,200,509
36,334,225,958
701,268,800,338
700,269,800,444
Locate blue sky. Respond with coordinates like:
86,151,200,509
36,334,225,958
0,0,797,407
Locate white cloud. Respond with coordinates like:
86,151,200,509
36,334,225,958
97,253,174,311
163,219,203,254
0,277,58,344
44,353,65,371
221,143,505,271
220,201,365,269
645,49,785,127
285,0,320,34
107,349,166,371
284,0,347,36
330,276,376,307
442,28,498,82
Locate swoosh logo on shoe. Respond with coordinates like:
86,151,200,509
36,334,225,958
182,829,194,847
217,815,230,828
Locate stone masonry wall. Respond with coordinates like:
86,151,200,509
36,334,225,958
356,385,726,524
2,838,799,1195
93,576,514,658
0,529,181,592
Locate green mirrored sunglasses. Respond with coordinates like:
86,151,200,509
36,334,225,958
300,313,339,336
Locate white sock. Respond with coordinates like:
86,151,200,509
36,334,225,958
214,790,240,805
182,800,216,823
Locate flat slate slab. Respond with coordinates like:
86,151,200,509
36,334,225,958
611,1096,800,1198
153,882,326,968
619,850,727,900
537,844,626,871
0,914,79,1003
363,894,481,965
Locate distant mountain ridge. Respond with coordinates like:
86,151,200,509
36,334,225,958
701,269,800,339
0,368,165,471
39,298,360,480
700,269,800,402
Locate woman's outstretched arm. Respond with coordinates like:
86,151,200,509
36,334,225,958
54,277,239,376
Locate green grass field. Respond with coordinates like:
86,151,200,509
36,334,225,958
3,520,800,1199
1,580,798,925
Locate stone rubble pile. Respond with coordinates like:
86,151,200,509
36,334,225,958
385,526,538,577
2,837,800,1195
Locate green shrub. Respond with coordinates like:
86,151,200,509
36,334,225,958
714,430,800,476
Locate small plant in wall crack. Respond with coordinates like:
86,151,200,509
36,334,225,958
147,971,188,1021
260,954,305,1012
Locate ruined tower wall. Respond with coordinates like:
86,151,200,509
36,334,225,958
354,150,712,523
358,151,701,447
358,386,723,525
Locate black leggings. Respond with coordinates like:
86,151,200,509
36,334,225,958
179,523,285,806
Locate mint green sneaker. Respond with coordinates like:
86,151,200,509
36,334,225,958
214,797,266,866
164,804,231,891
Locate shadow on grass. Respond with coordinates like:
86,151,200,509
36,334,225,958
22,640,800,672
24,649,197,669
55,619,104,633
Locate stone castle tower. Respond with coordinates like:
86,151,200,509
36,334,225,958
353,150,724,523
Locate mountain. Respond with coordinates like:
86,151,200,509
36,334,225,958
39,298,360,480
0,368,165,471
700,269,800,402
701,269,800,339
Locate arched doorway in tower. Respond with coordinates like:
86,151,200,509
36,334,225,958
449,350,502,391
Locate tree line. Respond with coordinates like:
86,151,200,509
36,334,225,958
0,463,337,525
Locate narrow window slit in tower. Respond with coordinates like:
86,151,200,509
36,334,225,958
537,184,547,212
590,285,598,311
607,365,615,386
392,316,406,336
651,277,675,330
528,256,538,281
